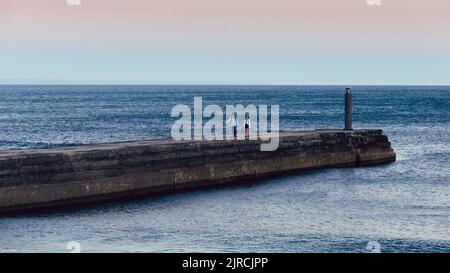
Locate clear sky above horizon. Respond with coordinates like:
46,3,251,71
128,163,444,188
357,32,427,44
1,0,450,85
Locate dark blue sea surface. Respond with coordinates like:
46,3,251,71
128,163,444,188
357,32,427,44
0,85,449,253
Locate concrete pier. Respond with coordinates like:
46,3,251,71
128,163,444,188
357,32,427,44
0,129,395,213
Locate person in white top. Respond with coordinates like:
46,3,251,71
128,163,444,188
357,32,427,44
244,113,251,140
226,112,239,139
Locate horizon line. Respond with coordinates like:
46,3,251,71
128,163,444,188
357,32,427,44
1,83,450,87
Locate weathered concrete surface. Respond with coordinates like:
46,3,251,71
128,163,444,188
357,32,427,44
0,130,395,213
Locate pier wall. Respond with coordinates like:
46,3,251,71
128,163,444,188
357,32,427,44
0,130,396,213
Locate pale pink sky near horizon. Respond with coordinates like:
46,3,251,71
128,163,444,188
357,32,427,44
1,0,450,84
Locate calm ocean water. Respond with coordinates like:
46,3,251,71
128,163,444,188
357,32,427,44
0,85,449,253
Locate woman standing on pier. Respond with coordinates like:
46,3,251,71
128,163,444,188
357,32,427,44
245,113,251,140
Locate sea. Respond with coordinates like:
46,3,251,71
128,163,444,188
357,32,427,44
0,85,449,253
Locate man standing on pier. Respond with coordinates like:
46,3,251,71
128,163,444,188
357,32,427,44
226,112,239,139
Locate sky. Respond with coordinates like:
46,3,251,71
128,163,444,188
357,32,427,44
1,0,449,85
